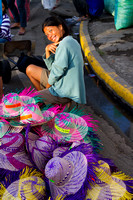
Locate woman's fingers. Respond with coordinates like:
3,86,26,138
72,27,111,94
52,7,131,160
46,42,60,54
50,44,57,53
50,46,56,53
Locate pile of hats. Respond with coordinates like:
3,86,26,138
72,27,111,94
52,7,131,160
0,87,133,200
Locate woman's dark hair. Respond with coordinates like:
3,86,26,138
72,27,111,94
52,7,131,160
42,16,69,38
2,0,8,14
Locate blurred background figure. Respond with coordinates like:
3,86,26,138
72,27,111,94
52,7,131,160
72,0,89,20
0,63,3,99
0,76,3,99
0,0,11,43
7,0,27,35
86,0,104,18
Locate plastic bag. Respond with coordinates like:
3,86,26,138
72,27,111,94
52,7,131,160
86,0,104,17
115,0,133,30
104,0,115,16
41,0,60,10
17,53,46,74
1,60,11,84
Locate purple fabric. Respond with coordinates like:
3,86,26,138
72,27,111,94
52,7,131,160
0,14,11,41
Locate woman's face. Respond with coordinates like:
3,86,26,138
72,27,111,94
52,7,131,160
44,25,64,42
2,2,5,13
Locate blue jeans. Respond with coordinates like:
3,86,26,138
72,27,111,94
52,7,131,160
0,38,8,43
7,0,27,27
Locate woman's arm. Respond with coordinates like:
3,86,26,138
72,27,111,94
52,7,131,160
48,43,69,86
45,42,59,59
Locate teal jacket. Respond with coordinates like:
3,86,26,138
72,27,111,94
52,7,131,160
43,36,86,104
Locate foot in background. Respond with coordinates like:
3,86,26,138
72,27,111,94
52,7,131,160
11,22,20,29
18,27,26,35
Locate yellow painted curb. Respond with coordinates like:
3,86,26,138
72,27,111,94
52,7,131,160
80,21,133,107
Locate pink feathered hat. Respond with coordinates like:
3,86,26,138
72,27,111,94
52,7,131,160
0,119,23,138
39,112,90,142
33,107,101,153
0,87,44,119
10,103,55,127
0,93,25,119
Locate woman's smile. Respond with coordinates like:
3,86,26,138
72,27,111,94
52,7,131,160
44,25,64,42
51,35,57,42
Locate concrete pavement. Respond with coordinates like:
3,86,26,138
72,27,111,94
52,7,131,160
80,12,133,109
78,10,133,175
2,0,133,176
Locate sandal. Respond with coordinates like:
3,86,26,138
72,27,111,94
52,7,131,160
11,23,20,29
18,28,26,35
18,31,25,35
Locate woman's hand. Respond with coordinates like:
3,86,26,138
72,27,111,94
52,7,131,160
45,42,59,59
46,82,52,89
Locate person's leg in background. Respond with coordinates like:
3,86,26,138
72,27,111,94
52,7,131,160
0,77,3,99
0,60,3,99
72,0,89,20
17,0,27,35
0,63,3,99
72,0,81,16
7,0,20,28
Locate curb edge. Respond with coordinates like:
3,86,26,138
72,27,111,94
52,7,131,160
80,21,133,109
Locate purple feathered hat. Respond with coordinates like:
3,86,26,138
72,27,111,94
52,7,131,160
25,124,58,172
86,160,133,199
45,151,87,199
0,166,47,200
45,143,99,200
0,132,33,171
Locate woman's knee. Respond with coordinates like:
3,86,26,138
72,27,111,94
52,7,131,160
26,64,33,76
26,64,42,80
